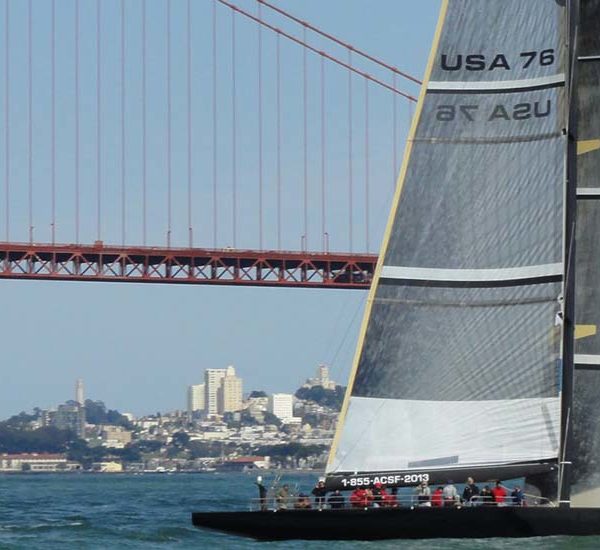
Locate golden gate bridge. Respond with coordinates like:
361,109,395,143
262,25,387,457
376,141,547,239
0,0,420,289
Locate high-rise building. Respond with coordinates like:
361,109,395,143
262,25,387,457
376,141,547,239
204,369,227,415
187,383,205,419
54,401,86,438
75,379,84,405
304,364,336,390
217,366,243,414
268,393,294,422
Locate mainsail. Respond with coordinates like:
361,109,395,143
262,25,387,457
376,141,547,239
326,0,569,490
572,0,600,504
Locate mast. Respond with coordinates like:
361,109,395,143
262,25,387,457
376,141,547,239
559,0,580,509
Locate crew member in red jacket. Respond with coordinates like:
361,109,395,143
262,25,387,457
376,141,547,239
491,480,507,506
431,486,444,507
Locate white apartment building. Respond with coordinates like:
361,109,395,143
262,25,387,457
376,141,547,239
204,369,227,415
268,393,295,422
217,367,243,413
187,383,205,418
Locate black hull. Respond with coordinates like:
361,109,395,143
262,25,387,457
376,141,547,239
192,507,600,541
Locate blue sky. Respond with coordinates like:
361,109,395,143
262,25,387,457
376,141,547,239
0,0,440,418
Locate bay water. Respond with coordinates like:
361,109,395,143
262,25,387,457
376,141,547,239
0,473,597,549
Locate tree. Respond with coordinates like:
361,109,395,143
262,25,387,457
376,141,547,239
248,390,268,398
171,431,190,448
0,425,76,453
262,411,282,428
84,400,131,428
294,385,346,410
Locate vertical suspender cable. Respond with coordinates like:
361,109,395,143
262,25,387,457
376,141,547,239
4,0,9,241
51,0,56,244
347,49,353,253
121,0,126,246
96,0,102,242
28,0,32,243
258,3,263,249
364,77,369,252
187,0,193,248
142,0,147,246
320,54,325,252
75,0,80,244
231,9,237,247
212,0,218,248
276,32,281,251
167,0,172,247
303,26,308,250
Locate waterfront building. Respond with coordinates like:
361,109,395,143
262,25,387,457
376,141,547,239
91,461,123,473
187,383,205,420
0,453,71,472
204,369,227,415
217,367,243,414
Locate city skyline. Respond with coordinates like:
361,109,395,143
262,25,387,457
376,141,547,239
3,362,341,421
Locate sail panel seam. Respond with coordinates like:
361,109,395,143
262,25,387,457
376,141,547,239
412,132,563,145
375,296,555,308
428,73,565,94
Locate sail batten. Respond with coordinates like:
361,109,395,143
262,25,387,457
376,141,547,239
327,0,567,487
381,264,563,285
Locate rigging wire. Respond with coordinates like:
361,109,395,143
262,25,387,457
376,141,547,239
393,72,397,194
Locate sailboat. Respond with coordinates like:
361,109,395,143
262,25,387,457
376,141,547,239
192,0,600,540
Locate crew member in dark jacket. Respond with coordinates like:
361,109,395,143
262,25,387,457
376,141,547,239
255,476,267,511
462,476,480,505
327,490,345,509
312,480,327,510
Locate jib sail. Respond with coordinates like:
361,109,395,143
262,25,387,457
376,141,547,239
326,0,568,489
572,0,600,505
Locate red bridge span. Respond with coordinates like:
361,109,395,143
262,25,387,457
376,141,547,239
0,242,377,290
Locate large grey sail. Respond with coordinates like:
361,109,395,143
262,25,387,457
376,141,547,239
572,0,600,504
327,0,567,487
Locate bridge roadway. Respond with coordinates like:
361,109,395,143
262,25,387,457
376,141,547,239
0,242,376,289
